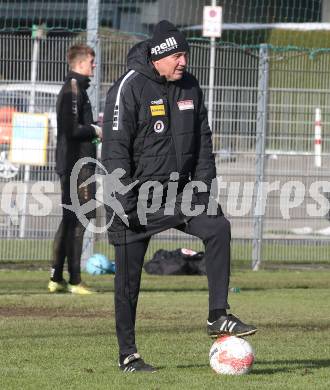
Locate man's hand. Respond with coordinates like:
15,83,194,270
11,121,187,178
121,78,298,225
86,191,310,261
91,124,103,140
127,210,146,232
193,192,223,218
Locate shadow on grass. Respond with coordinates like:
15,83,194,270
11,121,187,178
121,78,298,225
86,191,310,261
253,358,330,374
259,323,330,331
0,330,115,341
160,358,330,372
0,290,113,296
176,363,209,369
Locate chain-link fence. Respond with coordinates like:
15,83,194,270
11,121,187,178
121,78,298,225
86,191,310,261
1,33,330,267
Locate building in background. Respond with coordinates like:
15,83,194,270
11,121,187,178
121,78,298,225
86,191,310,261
0,0,326,36
0,0,206,35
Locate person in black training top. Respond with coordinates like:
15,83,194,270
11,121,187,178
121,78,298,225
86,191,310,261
48,44,102,295
102,21,257,372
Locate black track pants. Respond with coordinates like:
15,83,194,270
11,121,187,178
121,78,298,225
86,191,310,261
114,213,231,356
51,168,95,285
51,218,86,285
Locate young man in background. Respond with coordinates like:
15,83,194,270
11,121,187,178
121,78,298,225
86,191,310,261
48,44,102,295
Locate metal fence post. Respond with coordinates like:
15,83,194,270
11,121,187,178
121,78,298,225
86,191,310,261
252,44,269,271
19,25,45,238
82,0,100,267
207,0,218,129
87,0,100,119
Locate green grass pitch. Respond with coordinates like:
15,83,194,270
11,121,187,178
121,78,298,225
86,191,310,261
0,269,329,389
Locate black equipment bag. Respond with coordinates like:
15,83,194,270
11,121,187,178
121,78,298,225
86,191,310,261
144,248,206,275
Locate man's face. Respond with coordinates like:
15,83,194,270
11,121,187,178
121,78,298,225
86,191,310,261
153,52,188,81
73,54,96,77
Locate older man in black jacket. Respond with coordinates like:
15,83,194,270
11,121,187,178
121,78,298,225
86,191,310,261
102,21,257,372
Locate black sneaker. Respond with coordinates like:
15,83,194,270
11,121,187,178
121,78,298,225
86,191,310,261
119,353,157,373
207,314,257,337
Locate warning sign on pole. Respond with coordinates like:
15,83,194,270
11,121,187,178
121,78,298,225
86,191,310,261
203,6,222,37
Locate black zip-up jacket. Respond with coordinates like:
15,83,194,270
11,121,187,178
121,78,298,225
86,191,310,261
56,71,97,175
102,40,216,230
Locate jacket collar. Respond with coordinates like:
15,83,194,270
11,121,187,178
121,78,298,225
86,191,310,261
66,71,90,90
127,40,167,84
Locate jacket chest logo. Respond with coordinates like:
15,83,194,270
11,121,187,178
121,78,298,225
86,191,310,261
154,120,165,133
150,104,165,116
177,99,194,111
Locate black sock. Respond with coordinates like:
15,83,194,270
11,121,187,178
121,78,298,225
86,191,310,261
208,309,227,322
50,267,63,283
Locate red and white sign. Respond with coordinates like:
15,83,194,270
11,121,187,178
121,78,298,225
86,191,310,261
315,108,322,167
203,6,222,38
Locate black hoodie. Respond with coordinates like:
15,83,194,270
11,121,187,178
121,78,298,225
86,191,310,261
102,40,216,229
56,71,97,175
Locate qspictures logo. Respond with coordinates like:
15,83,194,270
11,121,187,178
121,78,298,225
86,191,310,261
61,158,330,234
3,158,330,235
151,37,178,56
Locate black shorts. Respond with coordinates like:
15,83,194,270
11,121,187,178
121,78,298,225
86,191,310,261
60,166,96,220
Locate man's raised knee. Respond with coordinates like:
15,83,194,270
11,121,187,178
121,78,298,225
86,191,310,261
210,215,231,239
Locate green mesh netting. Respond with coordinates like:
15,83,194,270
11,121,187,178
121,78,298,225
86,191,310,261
0,1,328,51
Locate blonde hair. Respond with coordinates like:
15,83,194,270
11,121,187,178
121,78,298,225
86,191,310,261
67,44,95,69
